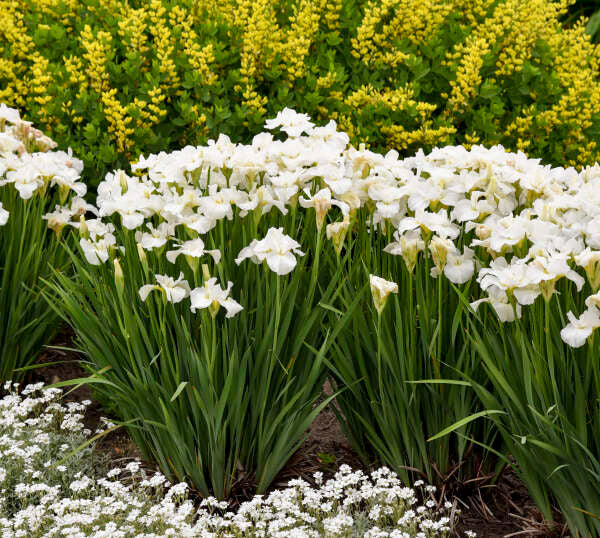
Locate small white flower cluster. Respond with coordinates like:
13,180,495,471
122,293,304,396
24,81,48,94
53,107,600,346
0,382,469,537
195,468,464,537
0,104,88,229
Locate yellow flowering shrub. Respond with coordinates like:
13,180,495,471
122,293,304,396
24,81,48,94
1,0,599,186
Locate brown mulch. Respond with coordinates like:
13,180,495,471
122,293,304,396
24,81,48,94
32,329,140,463
454,469,566,537
29,329,566,537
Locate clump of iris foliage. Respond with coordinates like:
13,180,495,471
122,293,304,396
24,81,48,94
0,104,87,385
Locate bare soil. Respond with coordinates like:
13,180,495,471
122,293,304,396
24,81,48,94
31,329,566,537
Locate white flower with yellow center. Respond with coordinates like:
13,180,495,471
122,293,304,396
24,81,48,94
398,210,460,240
383,230,425,273
236,227,304,276
0,103,21,124
139,273,191,304
43,205,75,236
443,247,475,284
80,234,116,266
299,188,349,231
135,222,174,251
478,257,546,306
189,278,243,318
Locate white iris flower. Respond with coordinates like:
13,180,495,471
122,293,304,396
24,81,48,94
139,273,191,304
235,227,304,276
190,278,243,318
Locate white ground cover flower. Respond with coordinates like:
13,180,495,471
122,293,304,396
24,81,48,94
0,383,469,538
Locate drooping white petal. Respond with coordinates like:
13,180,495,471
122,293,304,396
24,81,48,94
265,251,297,275
513,287,541,306
0,203,8,226
221,297,244,318
139,285,157,302
121,212,145,230
560,308,600,348
189,288,212,312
